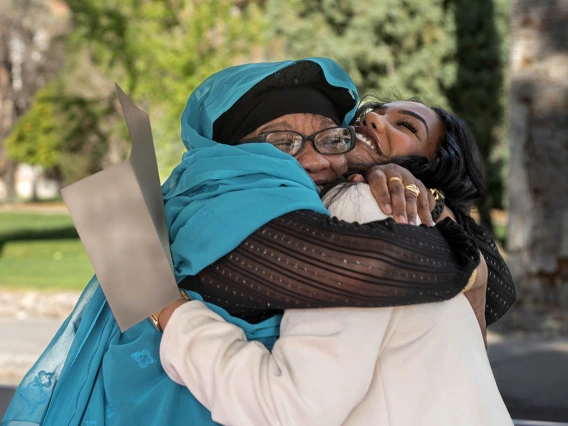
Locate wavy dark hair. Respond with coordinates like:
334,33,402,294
349,99,486,217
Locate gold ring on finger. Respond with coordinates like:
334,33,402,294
388,177,403,184
404,184,420,197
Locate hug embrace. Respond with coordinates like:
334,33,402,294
3,58,515,426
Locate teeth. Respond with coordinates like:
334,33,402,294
356,132,376,152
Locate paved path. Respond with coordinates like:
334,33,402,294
488,333,568,422
0,317,63,385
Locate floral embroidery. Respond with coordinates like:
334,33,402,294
192,208,215,226
34,370,54,387
131,348,156,369
106,402,116,419
19,370,55,412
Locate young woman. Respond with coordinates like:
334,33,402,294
155,100,513,425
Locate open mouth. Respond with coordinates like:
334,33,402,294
355,126,382,155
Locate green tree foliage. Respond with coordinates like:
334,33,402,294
446,0,508,230
266,0,510,229
6,80,114,186
8,0,510,220
8,0,267,182
64,0,267,177
6,85,62,172
266,0,457,104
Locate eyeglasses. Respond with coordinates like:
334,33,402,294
237,126,356,157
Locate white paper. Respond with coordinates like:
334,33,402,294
61,85,180,331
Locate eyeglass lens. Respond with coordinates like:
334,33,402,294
265,128,352,156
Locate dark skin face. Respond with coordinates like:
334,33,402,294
242,113,348,190
347,101,445,166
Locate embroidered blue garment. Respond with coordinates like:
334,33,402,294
2,58,358,426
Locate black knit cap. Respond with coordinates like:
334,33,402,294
213,60,356,145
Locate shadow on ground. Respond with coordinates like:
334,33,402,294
0,226,79,253
0,386,14,419
489,337,568,422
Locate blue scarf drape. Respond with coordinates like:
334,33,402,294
2,58,358,426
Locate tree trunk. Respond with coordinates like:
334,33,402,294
0,35,17,200
508,0,568,307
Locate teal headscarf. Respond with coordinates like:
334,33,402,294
2,58,358,426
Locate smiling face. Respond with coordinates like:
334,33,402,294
242,113,348,189
348,101,445,165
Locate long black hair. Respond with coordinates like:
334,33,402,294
350,99,486,217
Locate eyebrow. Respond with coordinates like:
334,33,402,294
259,121,296,132
398,110,429,135
259,118,338,133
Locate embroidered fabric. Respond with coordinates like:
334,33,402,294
181,212,482,323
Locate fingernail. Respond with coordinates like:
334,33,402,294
408,221,415,226
398,215,407,224
384,204,392,214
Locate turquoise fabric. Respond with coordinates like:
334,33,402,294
2,58,359,426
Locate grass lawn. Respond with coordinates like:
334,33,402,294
0,212,93,291
0,209,508,291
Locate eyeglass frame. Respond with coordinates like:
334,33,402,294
236,126,356,157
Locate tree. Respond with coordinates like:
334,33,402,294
5,0,268,186
508,0,568,307
266,0,457,103
50,0,267,181
0,0,70,199
265,0,510,231
446,0,507,233
5,85,62,196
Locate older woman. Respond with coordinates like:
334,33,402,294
2,58,513,426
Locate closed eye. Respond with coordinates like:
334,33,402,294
397,119,419,135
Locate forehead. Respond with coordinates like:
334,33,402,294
379,101,439,123
258,113,338,132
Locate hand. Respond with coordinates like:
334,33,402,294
366,164,435,226
464,253,488,348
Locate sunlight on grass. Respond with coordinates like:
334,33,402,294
0,212,93,291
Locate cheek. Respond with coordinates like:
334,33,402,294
329,155,348,175
346,143,382,166
425,145,439,162
389,134,426,158
389,135,413,155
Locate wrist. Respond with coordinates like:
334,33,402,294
150,290,191,331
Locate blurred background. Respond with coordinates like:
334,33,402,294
0,0,567,422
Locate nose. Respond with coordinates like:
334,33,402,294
295,141,332,174
361,111,387,133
